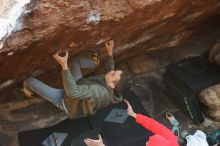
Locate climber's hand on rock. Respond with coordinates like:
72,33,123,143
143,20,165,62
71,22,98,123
105,40,114,56
53,50,69,70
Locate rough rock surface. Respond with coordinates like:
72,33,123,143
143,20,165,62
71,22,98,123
199,84,220,121
208,42,220,65
128,55,160,74
0,0,220,94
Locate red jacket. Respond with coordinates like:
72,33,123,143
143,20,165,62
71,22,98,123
136,114,179,146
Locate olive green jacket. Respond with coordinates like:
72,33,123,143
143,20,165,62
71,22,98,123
61,56,123,119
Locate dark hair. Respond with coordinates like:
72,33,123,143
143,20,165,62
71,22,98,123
114,71,132,93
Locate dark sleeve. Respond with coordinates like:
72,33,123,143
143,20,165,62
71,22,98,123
105,56,114,73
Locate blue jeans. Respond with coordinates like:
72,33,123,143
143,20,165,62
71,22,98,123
24,57,96,111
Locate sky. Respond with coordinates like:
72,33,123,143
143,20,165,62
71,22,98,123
0,0,31,42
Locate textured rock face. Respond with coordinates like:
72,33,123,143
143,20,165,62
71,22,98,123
208,42,220,65
199,84,220,121
128,55,160,74
0,0,220,94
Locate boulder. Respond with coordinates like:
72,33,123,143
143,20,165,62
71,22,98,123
199,83,220,121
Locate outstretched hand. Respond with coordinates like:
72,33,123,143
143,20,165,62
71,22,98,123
105,40,114,56
84,134,105,146
53,50,69,70
124,99,137,118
